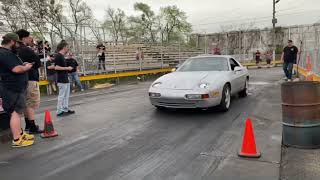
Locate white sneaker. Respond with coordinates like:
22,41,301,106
283,77,288,80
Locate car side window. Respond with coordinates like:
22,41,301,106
229,58,240,71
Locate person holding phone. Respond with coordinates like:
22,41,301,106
16,29,43,134
0,33,35,147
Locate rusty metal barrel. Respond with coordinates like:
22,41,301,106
281,81,320,149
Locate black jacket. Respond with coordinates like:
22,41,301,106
16,43,41,81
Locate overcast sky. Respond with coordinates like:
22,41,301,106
85,0,320,33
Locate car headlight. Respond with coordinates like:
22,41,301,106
152,82,162,88
199,83,209,89
149,92,161,98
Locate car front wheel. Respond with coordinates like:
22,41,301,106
219,84,231,112
238,78,249,98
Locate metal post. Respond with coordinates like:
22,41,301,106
42,40,47,79
161,44,164,69
243,32,246,62
226,33,229,55
112,44,117,73
288,26,291,40
315,25,319,74
102,27,106,43
272,0,280,62
178,41,181,65
139,52,142,71
204,32,207,54
259,31,262,50
239,31,242,57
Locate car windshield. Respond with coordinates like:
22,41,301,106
177,57,229,72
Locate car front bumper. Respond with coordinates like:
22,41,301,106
149,89,221,109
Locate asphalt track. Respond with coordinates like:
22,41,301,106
0,67,284,180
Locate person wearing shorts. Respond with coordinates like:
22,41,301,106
255,50,262,68
266,51,273,68
0,33,34,147
16,29,43,134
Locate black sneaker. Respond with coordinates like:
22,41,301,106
29,125,44,134
66,110,75,115
57,112,67,117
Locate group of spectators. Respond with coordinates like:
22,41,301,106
255,50,273,68
0,30,80,148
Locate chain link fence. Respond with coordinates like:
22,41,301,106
194,24,320,67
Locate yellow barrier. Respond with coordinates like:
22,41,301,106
39,61,284,87
39,68,172,86
242,60,283,67
295,65,320,81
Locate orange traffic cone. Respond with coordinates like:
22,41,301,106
41,110,58,138
238,118,261,158
306,54,313,81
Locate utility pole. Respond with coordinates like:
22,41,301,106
272,0,280,61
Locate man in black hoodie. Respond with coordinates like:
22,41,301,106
16,29,43,134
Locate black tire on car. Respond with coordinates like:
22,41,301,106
155,106,166,111
219,84,231,112
238,78,249,98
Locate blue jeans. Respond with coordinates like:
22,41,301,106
69,72,83,90
283,62,294,79
57,83,70,114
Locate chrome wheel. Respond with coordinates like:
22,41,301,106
225,87,231,109
245,79,249,94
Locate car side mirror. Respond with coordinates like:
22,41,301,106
172,64,180,72
234,67,242,72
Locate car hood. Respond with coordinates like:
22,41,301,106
154,71,228,90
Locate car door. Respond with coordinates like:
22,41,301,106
229,58,245,92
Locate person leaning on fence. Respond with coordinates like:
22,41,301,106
16,29,43,134
255,50,262,68
281,40,298,82
97,43,106,72
46,54,57,95
66,52,84,92
55,41,75,117
0,33,35,147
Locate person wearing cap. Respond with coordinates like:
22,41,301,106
0,33,35,147
281,40,298,81
15,29,43,134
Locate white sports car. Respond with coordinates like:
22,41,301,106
149,55,249,111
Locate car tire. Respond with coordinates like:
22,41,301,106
155,106,166,111
219,84,231,112
238,78,249,98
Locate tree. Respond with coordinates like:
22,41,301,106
68,0,93,35
0,0,29,31
67,0,94,51
159,5,192,43
131,2,158,43
45,0,65,40
104,7,127,44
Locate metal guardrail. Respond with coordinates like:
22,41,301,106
39,61,283,86
39,68,173,86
